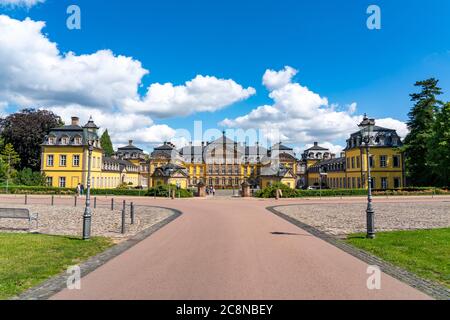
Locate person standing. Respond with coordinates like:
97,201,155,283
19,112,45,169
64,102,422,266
76,183,81,197
80,184,85,196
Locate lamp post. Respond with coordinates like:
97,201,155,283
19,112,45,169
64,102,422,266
82,140,94,240
358,114,376,239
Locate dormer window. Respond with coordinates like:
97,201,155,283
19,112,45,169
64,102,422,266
48,136,56,145
61,136,70,145
74,136,82,145
392,137,398,146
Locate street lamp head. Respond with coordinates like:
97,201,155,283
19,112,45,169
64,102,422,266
358,114,376,144
87,138,95,151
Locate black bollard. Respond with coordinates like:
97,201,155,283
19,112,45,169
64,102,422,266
122,200,126,212
121,209,126,234
51,195,54,206
94,197,97,209
74,196,77,207
111,198,114,211
25,194,28,205
130,202,135,225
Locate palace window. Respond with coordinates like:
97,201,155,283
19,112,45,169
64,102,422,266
59,177,66,188
48,136,56,145
380,155,387,168
381,177,388,190
370,177,376,189
394,177,401,189
60,155,67,167
356,156,360,169
369,155,375,168
351,157,355,169
73,155,80,167
46,177,53,187
393,155,400,168
47,155,54,167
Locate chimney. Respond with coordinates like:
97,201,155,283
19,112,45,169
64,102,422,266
71,117,80,126
129,140,133,145
314,142,318,147
340,152,346,158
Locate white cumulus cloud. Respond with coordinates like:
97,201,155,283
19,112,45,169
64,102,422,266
0,0,45,8
221,66,408,151
123,75,255,118
0,15,255,150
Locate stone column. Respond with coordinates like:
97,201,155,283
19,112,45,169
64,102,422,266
197,181,206,197
241,180,251,198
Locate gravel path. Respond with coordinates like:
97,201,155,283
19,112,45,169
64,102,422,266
0,204,175,241
276,202,450,236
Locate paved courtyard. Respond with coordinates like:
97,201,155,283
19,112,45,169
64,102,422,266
0,203,174,241
276,202,450,236
1,195,447,300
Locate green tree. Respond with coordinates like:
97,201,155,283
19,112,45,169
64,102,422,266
0,109,63,171
427,103,450,187
14,168,47,186
0,143,21,185
403,78,443,186
1,143,21,168
100,129,114,157
0,158,8,183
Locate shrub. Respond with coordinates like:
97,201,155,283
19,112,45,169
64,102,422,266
146,184,193,198
13,168,46,186
254,183,298,198
254,185,449,198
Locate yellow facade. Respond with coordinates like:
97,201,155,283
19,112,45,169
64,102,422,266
41,117,142,190
260,176,296,189
41,146,105,189
307,147,404,190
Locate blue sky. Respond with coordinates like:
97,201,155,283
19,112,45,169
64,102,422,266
1,0,449,153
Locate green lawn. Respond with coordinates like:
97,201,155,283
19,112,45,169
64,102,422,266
346,228,450,289
0,233,113,299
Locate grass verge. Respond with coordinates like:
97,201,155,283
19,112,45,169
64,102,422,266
0,233,113,299
346,228,450,289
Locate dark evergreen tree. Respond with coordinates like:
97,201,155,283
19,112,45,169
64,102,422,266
403,78,443,186
100,129,115,157
0,109,63,171
427,102,450,187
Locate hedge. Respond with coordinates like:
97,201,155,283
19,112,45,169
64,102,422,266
146,184,193,198
0,185,193,197
254,183,449,198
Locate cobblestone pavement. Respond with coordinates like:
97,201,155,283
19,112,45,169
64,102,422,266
276,202,450,236
0,203,174,241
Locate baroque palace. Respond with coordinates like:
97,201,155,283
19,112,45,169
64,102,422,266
41,116,405,190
